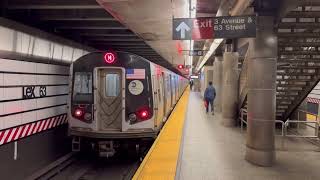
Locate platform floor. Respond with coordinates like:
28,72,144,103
177,91,320,180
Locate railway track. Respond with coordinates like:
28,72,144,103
26,151,144,180
26,152,78,180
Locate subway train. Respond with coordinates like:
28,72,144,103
68,51,188,156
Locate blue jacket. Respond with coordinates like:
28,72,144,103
204,85,216,100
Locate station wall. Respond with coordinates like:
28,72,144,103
0,20,91,146
0,19,92,178
0,57,69,145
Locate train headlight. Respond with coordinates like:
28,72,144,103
74,108,84,117
129,113,137,122
84,113,92,121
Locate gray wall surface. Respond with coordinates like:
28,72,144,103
0,125,70,180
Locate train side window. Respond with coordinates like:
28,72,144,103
73,72,92,103
105,74,120,97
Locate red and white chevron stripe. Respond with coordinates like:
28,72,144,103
0,114,68,146
307,97,320,104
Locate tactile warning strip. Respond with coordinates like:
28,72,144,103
132,88,190,180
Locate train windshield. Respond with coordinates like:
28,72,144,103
105,74,120,97
73,72,93,103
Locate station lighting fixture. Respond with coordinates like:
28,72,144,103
189,0,197,74
196,38,223,71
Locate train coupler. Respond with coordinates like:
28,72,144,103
98,141,115,157
72,136,81,152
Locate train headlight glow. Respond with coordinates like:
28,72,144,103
74,108,84,117
136,108,150,120
140,111,148,118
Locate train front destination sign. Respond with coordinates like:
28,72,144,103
172,15,256,40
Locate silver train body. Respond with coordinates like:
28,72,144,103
68,51,188,156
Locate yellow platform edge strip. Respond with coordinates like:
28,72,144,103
132,88,190,180
307,114,317,121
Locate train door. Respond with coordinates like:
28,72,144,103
94,68,125,131
152,74,164,128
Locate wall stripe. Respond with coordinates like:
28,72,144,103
0,84,68,88
0,93,68,103
0,103,67,117
0,71,69,76
0,113,67,146
307,97,320,104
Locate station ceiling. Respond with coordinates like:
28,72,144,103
0,0,185,75
3,0,318,76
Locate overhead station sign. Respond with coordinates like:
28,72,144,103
172,15,256,40
189,50,205,56
173,18,213,40
214,16,256,38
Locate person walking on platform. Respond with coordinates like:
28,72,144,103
204,81,216,115
189,80,194,91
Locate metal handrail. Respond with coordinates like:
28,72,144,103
239,108,247,132
275,120,285,137
284,120,319,138
240,108,319,139
297,109,318,117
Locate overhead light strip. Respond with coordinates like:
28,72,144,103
189,0,197,75
196,38,223,71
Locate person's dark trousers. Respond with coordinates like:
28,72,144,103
205,98,214,113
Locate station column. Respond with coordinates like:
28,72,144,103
222,44,239,126
245,16,277,166
213,56,223,112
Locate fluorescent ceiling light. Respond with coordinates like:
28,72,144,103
196,38,223,71
189,0,196,75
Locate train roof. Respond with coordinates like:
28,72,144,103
73,51,186,78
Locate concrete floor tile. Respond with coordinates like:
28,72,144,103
177,92,320,180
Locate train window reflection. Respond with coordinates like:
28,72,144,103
105,74,120,97
73,72,92,103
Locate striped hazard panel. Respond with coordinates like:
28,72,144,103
0,114,67,146
307,97,320,104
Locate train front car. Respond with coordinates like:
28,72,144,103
68,51,155,157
